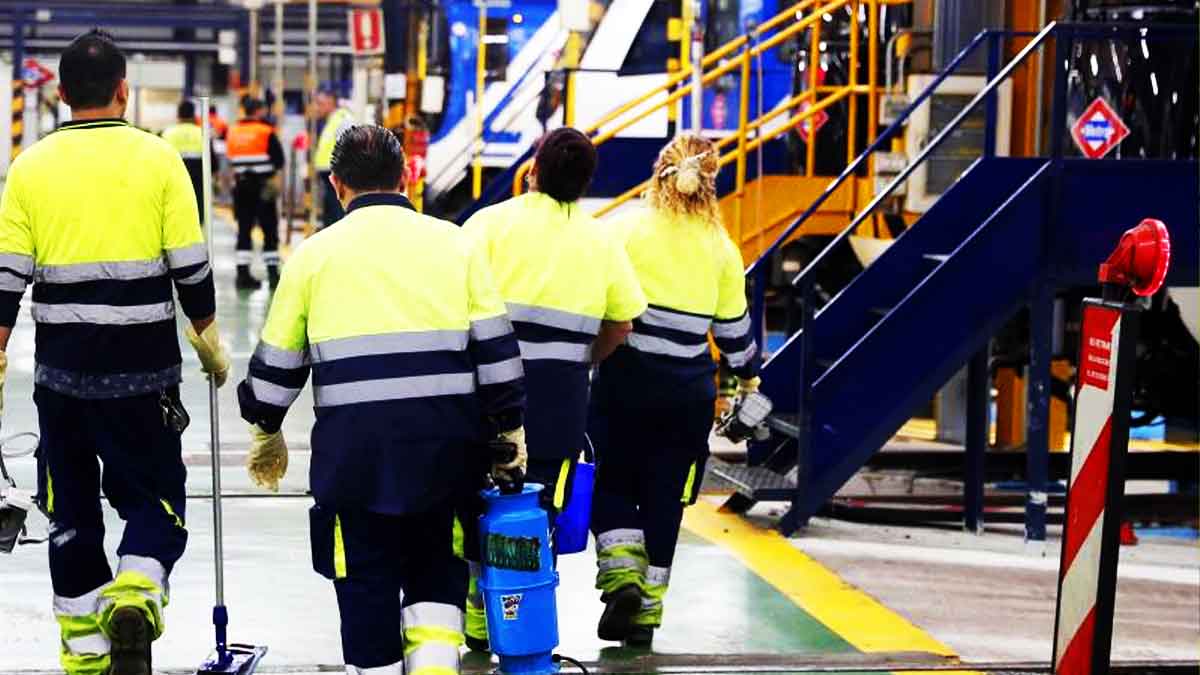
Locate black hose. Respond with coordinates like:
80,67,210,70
552,654,590,674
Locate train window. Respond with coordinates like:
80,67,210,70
620,0,674,76
705,0,741,53
484,17,509,82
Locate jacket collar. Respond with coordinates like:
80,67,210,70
58,118,129,131
345,192,416,215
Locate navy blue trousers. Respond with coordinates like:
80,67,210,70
34,386,188,599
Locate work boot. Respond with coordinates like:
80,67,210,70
267,265,281,290
625,625,654,648
108,606,152,675
465,634,490,653
235,265,261,290
596,584,641,642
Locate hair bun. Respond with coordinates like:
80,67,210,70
675,165,701,195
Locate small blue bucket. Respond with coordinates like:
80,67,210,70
553,461,594,554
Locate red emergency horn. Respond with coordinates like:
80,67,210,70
1098,218,1171,297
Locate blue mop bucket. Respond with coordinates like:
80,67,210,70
553,461,594,554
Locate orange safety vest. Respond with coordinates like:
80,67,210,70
226,120,275,174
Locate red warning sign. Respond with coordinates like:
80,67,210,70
349,8,385,56
1070,97,1129,160
797,101,828,143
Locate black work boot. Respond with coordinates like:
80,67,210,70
108,606,152,675
464,634,490,652
596,584,641,642
625,625,654,648
235,265,261,290
266,265,281,290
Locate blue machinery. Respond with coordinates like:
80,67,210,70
716,22,1199,539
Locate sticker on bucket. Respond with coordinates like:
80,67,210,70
501,593,523,620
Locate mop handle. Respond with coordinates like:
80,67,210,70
198,97,225,607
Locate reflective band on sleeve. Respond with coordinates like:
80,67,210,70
64,632,111,656
470,314,514,341
175,263,212,286
476,357,523,385
250,377,303,407
402,602,463,633
32,302,175,326
35,259,168,284
712,312,751,339
53,586,106,617
553,458,571,510
722,343,758,368
405,643,461,675
314,373,475,407
680,462,697,504
0,252,34,276
506,303,602,335
641,306,711,335
626,333,709,359
346,662,405,675
165,243,209,269
517,340,590,362
310,330,469,362
595,528,645,551
333,515,347,579
254,341,310,369
0,273,27,292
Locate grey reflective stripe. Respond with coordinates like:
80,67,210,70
405,644,460,674
176,263,212,286
627,333,708,359
314,373,474,407
641,306,711,335
64,633,110,656
596,556,644,572
646,565,671,586
117,555,166,587
166,243,209,269
0,252,34,276
595,528,644,550
234,164,276,174
310,330,468,362
476,356,523,385
402,602,463,633
231,154,270,163
53,587,106,617
346,663,404,675
470,314,513,341
506,302,601,335
722,342,758,368
712,312,751,339
35,259,167,284
0,273,27,292
179,151,202,159
517,340,590,362
254,341,309,369
251,377,303,407
32,302,174,325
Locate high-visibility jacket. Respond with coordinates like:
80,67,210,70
161,121,205,160
0,118,216,398
463,191,646,460
226,119,284,175
315,107,354,171
239,192,525,514
604,206,758,402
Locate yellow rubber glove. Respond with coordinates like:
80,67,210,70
737,376,761,395
247,424,288,492
184,321,230,388
0,351,7,416
492,426,528,484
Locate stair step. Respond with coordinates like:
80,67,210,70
710,464,797,502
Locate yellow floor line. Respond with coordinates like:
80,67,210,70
683,501,963,663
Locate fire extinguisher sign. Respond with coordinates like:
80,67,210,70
349,8,385,56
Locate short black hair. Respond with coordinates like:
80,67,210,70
243,97,265,115
331,125,406,193
178,100,196,120
59,29,126,110
535,127,597,203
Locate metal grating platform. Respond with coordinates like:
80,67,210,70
710,463,797,502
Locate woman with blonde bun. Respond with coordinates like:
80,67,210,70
589,134,761,646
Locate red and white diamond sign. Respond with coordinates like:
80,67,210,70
1071,97,1129,159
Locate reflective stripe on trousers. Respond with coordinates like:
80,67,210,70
99,555,169,639
54,585,111,675
635,565,671,627
594,528,647,595
403,602,463,675
465,561,487,641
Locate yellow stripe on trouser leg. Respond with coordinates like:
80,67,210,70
99,556,168,639
594,529,647,595
465,561,488,642
403,602,463,675
55,587,111,675
635,565,670,627
552,458,571,510
452,516,465,559
333,515,347,579
160,499,184,529
680,462,697,504
45,465,55,514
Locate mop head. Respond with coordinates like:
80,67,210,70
197,644,268,675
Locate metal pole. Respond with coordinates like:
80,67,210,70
689,0,703,132
984,33,1000,157
867,0,878,176
472,1,485,200
1026,281,1052,549
734,50,751,246
307,0,318,234
1032,0,1047,156
10,10,25,163
248,6,260,92
964,347,989,534
275,0,286,234
805,15,820,176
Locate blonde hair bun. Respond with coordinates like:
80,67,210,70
675,165,702,195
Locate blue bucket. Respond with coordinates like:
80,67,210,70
553,461,594,555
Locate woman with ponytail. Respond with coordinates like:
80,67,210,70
589,134,761,646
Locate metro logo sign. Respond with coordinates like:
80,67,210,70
1071,97,1129,159
349,8,385,56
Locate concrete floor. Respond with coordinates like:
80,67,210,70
0,210,1196,673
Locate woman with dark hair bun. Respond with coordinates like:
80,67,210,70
459,127,647,651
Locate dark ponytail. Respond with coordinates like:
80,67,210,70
534,127,597,203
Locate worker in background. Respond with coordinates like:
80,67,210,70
461,127,647,652
588,134,760,647
226,97,285,290
237,124,526,675
161,99,208,224
202,103,227,140
313,89,355,228
0,30,229,675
